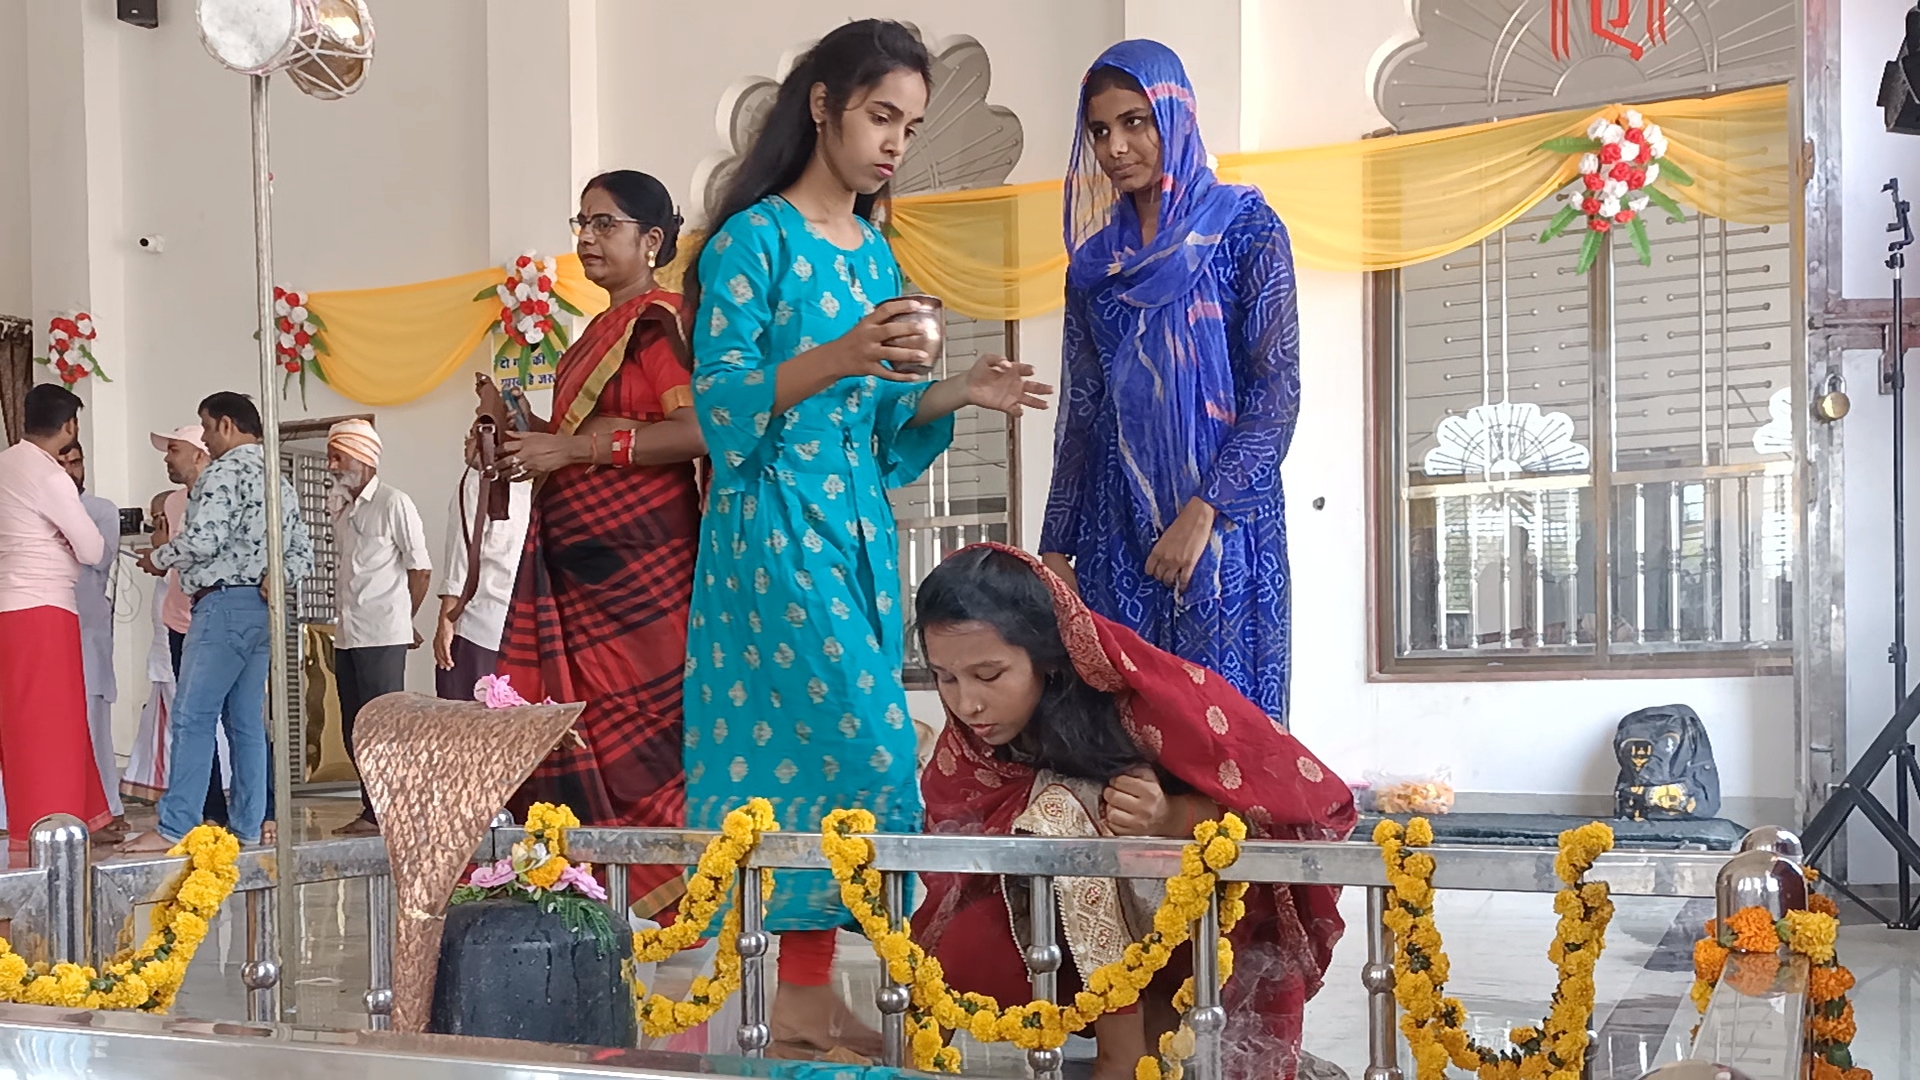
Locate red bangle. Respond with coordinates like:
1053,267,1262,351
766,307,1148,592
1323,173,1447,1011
610,429,635,468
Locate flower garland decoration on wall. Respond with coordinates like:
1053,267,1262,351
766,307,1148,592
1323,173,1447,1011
453,801,619,953
1688,871,1868,1080
0,825,237,1010
36,311,109,384
1535,109,1694,274
1376,817,1615,1080
475,251,583,390
272,285,328,405
822,807,1249,1075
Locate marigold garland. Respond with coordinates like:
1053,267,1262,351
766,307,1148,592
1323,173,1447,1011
629,798,778,1036
822,807,1250,1075
1376,817,1615,1080
1688,871,1869,1080
0,825,238,1011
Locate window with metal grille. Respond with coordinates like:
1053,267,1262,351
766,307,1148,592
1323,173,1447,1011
1373,196,1794,675
892,307,1019,688
280,438,337,786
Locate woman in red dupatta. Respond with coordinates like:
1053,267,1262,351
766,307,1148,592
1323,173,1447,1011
497,171,705,919
913,544,1356,1080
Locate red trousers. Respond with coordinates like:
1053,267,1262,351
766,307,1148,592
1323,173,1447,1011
0,607,111,849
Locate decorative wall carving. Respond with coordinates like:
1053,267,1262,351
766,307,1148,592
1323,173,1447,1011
693,26,1024,224
1374,0,1797,132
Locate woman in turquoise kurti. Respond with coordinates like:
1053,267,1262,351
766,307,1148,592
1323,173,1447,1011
681,18,1051,1057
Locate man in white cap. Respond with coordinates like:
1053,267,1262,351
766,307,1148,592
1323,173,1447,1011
327,418,430,836
143,422,254,826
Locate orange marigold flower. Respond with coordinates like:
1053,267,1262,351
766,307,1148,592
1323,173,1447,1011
1811,1001,1856,1044
1725,907,1781,953
1693,938,1729,984
1724,951,1781,995
1809,963,1855,1003
1809,892,1840,917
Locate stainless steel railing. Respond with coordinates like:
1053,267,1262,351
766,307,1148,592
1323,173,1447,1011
7,814,1739,1080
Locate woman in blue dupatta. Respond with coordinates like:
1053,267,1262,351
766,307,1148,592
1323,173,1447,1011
1040,40,1301,722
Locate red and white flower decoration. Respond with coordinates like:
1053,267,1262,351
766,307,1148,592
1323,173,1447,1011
1537,108,1693,273
37,311,109,384
273,285,329,404
475,251,583,387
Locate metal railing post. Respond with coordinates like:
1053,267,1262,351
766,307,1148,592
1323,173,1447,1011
1363,885,1402,1080
604,864,629,917
1025,874,1062,1080
1189,890,1225,1080
365,875,394,1029
242,888,281,1022
876,870,910,1067
30,815,89,964
735,867,769,1057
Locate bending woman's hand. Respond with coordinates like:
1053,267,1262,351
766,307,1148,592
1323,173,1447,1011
1103,767,1170,837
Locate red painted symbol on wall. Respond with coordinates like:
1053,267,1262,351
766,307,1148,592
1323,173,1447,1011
1550,0,1669,61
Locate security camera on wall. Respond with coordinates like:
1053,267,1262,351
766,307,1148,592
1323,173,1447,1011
1883,3,1920,134
137,235,165,254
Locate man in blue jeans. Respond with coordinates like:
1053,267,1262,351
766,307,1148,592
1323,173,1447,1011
126,392,311,851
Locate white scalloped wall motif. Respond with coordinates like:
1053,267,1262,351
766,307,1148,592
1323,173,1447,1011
1373,0,1795,133
695,28,1024,224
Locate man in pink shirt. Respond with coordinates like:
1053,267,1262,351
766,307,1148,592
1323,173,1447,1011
0,385,112,845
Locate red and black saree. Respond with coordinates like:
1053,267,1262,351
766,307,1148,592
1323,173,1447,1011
500,288,699,918
914,544,1357,1080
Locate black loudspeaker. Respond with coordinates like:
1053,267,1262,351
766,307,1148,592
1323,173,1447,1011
117,0,158,29
1884,4,1920,134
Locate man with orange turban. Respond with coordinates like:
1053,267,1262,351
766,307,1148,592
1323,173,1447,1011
326,418,431,836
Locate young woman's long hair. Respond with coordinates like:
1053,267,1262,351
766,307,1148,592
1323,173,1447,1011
915,547,1145,783
683,18,931,316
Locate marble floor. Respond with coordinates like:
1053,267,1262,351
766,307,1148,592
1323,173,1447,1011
119,796,1920,1079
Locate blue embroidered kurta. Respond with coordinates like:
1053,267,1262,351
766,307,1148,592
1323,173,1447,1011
1041,198,1302,722
686,196,953,931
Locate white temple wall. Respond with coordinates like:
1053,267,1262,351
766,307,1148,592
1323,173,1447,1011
1241,0,1798,825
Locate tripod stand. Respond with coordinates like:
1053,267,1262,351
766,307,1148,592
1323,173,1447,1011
1804,178,1920,928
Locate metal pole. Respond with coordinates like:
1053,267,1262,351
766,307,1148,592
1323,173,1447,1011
242,888,281,1023
250,70,300,1026
365,875,394,1029
1362,885,1402,1080
604,864,629,916
1189,890,1226,1080
1890,177,1911,922
735,867,769,1058
30,815,89,964
1025,875,1063,1080
876,871,910,1067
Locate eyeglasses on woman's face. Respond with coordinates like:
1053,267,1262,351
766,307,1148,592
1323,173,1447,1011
569,213,643,238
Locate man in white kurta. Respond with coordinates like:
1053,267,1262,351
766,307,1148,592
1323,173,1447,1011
61,443,126,832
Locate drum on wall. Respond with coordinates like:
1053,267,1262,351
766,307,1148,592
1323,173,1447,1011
196,0,374,98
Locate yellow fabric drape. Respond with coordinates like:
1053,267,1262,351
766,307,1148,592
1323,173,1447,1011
888,179,1068,323
304,254,607,406
881,82,1788,316
297,84,1787,405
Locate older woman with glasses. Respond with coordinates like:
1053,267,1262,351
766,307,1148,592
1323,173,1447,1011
495,170,707,921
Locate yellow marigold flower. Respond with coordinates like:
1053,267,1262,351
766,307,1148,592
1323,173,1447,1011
1373,820,1403,845
1201,836,1238,870
1780,909,1838,965
1137,1058,1164,1080
526,856,568,891
1405,818,1434,847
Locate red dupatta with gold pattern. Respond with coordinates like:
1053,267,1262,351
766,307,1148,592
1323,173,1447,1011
917,544,1356,1079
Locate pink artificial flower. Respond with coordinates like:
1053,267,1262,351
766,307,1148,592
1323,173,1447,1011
468,857,517,888
556,863,609,901
476,674,531,709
